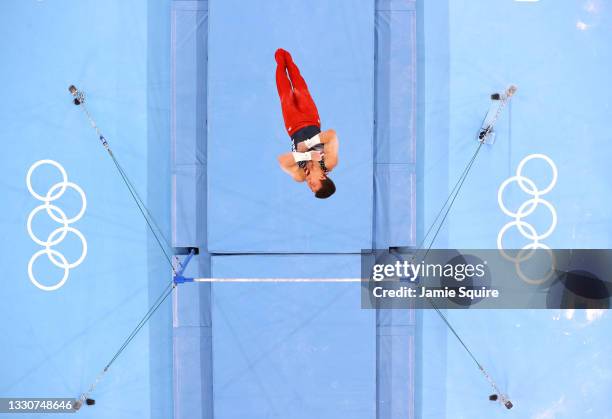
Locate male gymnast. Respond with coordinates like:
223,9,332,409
275,48,339,199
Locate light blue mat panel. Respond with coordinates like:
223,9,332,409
171,0,208,248
376,308,417,418
206,0,375,253
374,0,417,249
373,2,417,419
170,3,213,419
419,0,612,417
210,255,375,419
0,1,173,418
172,255,213,419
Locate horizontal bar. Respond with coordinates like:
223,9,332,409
192,278,363,283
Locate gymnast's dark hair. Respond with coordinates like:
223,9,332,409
315,176,336,199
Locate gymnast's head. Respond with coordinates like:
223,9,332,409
315,176,336,198
306,170,336,199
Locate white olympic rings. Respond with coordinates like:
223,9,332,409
497,154,558,285
26,160,87,291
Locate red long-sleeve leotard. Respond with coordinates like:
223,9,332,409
275,49,320,136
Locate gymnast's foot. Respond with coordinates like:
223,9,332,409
275,48,286,65
282,48,294,64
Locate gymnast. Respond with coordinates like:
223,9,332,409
275,48,338,199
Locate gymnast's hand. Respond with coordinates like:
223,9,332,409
309,151,323,161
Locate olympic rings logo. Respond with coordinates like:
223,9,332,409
26,160,87,291
497,154,558,285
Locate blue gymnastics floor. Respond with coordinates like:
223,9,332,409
1,0,612,419
419,0,612,418
206,0,375,253
1,1,173,418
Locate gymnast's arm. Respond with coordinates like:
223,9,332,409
321,129,339,170
296,130,338,170
277,153,306,182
